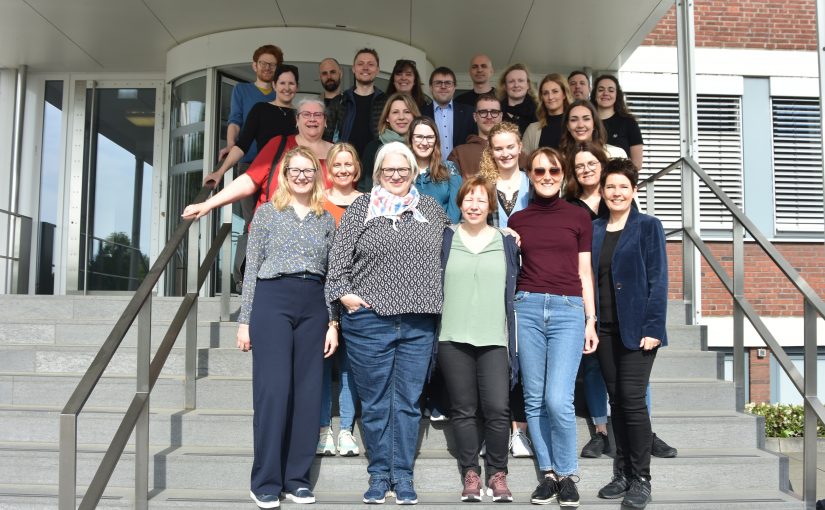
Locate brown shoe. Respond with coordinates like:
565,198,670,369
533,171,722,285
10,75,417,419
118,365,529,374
461,470,482,502
486,471,513,502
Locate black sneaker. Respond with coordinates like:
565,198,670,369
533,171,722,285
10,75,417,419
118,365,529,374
557,476,580,508
529,476,558,504
580,433,609,458
621,477,652,509
597,474,630,499
651,433,677,458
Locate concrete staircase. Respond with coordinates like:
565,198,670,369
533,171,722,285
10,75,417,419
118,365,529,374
0,295,802,508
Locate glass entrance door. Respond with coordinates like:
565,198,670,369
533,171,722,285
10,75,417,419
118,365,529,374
67,81,162,292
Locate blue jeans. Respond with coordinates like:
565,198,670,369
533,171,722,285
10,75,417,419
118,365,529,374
320,341,358,430
515,292,585,476
582,354,608,426
342,307,436,484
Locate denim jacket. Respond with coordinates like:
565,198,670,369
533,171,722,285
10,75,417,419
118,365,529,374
439,225,521,387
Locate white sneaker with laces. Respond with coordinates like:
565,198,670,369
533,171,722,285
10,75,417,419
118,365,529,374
510,429,534,457
316,427,335,456
337,428,360,456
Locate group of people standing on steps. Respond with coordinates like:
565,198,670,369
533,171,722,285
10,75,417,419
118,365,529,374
181,44,674,510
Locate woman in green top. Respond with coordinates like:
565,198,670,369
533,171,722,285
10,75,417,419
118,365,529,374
438,176,520,503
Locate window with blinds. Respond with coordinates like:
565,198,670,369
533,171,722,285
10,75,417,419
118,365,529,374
771,97,824,234
625,93,744,231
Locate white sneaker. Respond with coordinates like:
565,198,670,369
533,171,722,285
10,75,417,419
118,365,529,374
510,430,534,457
316,427,335,456
479,441,487,457
337,428,360,456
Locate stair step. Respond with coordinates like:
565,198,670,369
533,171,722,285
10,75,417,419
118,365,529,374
0,296,240,323
0,372,737,411
0,405,760,450
0,342,721,379
0,484,802,509
0,442,789,493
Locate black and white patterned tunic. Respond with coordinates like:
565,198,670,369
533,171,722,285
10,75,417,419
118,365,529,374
325,193,449,316
239,202,336,324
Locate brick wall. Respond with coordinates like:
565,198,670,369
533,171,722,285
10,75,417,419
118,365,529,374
643,0,817,50
666,241,825,316
748,347,771,403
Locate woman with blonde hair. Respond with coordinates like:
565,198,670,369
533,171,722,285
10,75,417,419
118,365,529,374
316,143,364,458
522,73,572,153
478,121,534,460
497,64,538,135
359,92,421,191
478,122,530,229
240,145,338,508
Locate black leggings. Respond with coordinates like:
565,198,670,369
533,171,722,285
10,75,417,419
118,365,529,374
597,331,657,480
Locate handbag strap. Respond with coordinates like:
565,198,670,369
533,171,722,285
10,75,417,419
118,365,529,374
264,135,290,202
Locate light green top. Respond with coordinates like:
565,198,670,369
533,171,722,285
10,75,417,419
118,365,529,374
439,232,507,347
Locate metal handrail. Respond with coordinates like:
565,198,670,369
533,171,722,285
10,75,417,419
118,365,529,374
641,156,825,508
58,184,232,509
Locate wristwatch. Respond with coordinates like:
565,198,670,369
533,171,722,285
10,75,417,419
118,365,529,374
328,320,340,329
585,314,597,322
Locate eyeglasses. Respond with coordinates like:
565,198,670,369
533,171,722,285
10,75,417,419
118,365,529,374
574,160,600,172
381,167,412,177
256,61,277,70
298,111,325,119
476,109,502,119
432,80,455,88
286,167,317,177
411,134,436,143
532,167,562,178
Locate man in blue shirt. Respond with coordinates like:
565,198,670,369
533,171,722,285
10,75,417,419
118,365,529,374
422,67,475,163
212,44,282,229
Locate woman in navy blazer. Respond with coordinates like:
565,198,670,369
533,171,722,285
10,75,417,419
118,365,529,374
590,159,667,510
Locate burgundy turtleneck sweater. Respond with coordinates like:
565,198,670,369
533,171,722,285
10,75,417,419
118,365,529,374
508,193,592,296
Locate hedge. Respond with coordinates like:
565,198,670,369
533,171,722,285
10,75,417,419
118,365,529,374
745,402,825,438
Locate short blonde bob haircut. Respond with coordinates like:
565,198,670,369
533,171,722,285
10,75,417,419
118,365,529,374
271,146,326,216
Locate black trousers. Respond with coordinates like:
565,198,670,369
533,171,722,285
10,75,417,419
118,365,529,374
597,330,657,480
438,341,510,478
249,278,326,496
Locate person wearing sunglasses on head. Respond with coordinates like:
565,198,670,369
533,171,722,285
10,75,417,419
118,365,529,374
507,147,598,508
386,58,432,110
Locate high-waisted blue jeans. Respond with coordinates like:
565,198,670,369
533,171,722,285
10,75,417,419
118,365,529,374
515,292,585,476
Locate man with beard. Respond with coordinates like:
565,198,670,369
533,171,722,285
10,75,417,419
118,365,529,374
219,45,283,164
455,54,495,109
320,58,343,141
448,93,526,178
327,48,387,156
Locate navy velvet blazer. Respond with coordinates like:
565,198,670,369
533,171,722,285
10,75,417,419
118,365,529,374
422,101,477,149
591,207,669,350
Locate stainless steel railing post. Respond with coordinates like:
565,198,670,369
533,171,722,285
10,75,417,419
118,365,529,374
58,413,77,509
185,220,199,409
135,294,151,509
803,298,818,508
732,218,745,412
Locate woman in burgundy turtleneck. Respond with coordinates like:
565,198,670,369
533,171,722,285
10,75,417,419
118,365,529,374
507,147,598,507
